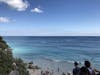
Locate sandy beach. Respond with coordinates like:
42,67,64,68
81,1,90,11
26,58,79,75
26,58,100,75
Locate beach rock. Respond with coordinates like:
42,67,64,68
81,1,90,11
9,70,19,75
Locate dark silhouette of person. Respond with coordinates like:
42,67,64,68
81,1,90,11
80,61,100,75
80,66,88,75
58,67,59,72
84,61,95,75
73,61,80,75
41,70,43,75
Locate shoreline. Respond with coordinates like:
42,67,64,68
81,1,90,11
23,57,100,75
25,58,79,75
20,56,100,69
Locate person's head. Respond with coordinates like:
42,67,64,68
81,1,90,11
84,61,91,68
74,61,78,67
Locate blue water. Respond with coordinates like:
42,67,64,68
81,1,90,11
3,36,100,68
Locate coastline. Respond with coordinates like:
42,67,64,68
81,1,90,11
2,36,100,75
24,58,80,75
24,57,100,75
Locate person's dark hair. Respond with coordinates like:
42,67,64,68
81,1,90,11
74,61,78,66
84,61,91,67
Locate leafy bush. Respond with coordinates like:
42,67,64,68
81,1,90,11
0,36,28,75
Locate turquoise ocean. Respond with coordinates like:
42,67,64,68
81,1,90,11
3,36,100,69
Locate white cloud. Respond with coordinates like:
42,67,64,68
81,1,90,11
0,0,29,11
31,7,43,13
0,17,10,23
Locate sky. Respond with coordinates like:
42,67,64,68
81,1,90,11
0,0,100,36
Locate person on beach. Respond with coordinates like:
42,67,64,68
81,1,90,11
73,61,80,75
58,67,60,72
80,66,88,75
84,61,95,75
41,71,45,75
41,70,44,75
80,61,96,75
45,70,49,75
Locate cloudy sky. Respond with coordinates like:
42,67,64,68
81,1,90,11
0,0,100,36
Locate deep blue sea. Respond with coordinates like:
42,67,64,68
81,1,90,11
3,36,100,68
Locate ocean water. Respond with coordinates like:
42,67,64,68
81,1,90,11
3,36,100,69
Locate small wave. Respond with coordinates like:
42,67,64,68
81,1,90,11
41,57,62,62
51,59,62,62
67,60,75,63
40,57,78,64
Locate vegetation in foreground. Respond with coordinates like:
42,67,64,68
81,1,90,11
0,36,28,75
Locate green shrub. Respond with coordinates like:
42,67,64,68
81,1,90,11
0,36,28,75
